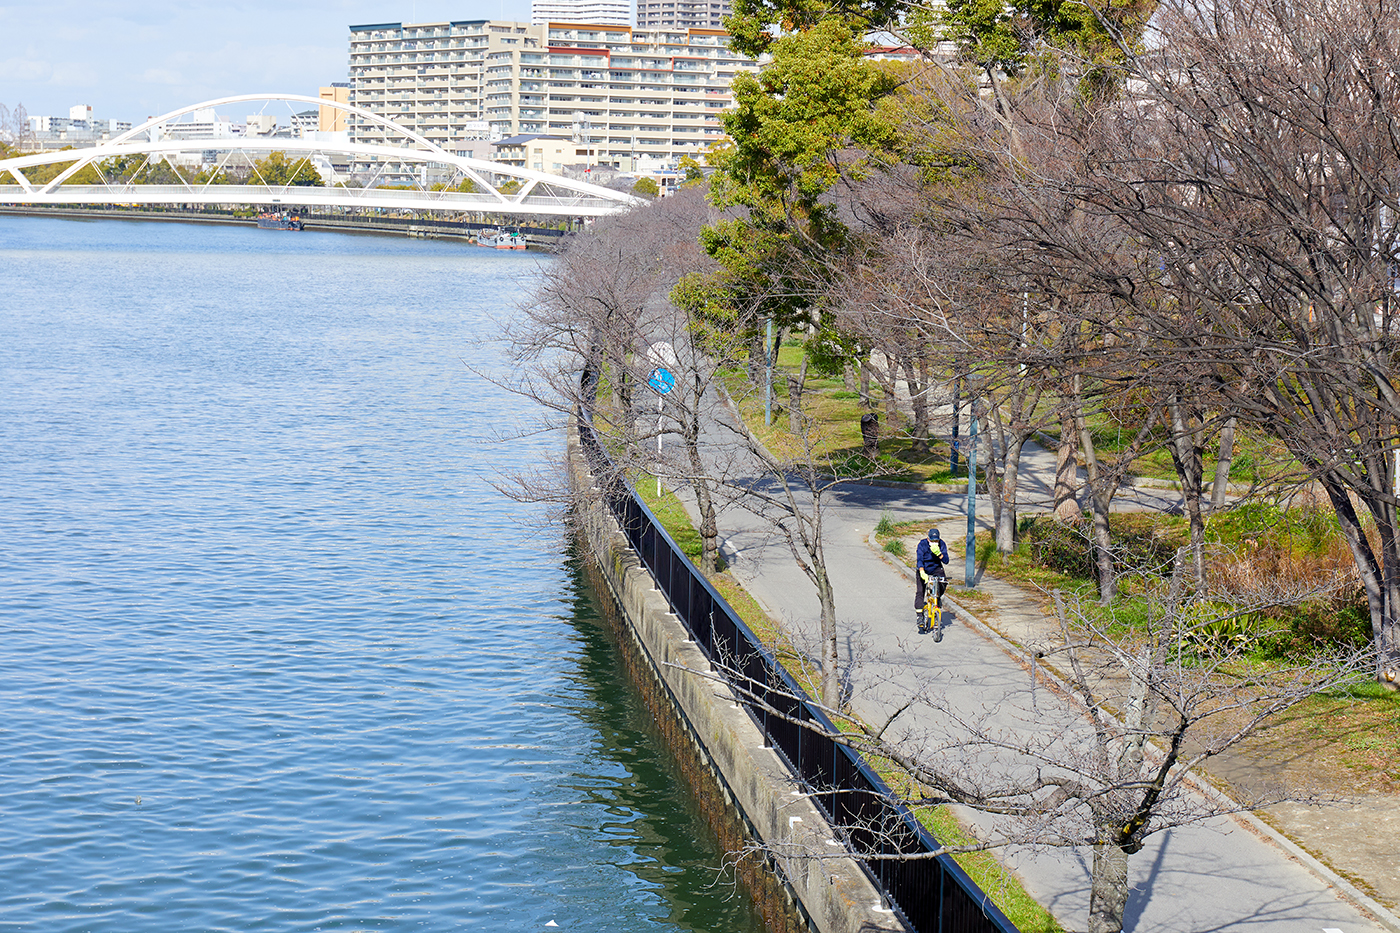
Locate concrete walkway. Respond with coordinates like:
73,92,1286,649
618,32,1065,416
662,401,1400,932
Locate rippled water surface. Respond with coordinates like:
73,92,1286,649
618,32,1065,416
0,217,763,932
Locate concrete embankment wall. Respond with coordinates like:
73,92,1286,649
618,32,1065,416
0,206,565,247
568,421,908,933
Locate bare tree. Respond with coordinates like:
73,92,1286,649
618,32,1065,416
502,190,730,562
717,570,1371,933
1005,0,1400,682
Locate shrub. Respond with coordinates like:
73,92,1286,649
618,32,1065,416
1018,513,1187,580
1020,516,1094,578
832,452,902,478
875,510,897,536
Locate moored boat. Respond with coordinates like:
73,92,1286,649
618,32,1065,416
476,230,527,250
257,211,304,231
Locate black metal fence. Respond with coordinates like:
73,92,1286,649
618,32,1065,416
577,409,1019,933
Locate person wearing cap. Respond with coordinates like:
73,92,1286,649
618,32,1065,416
915,527,950,636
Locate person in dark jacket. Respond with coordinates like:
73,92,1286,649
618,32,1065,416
915,528,949,637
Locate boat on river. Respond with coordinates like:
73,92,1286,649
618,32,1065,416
257,211,304,231
476,230,527,250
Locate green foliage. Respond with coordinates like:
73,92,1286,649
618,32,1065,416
678,155,705,185
1018,513,1186,579
1019,516,1095,578
431,178,478,193
883,539,908,558
715,19,900,230
875,509,898,536
724,0,907,58
831,451,903,478
683,18,908,379
1206,501,1340,557
248,151,321,187
1251,604,1372,658
1178,601,1259,656
939,0,1156,95
632,176,660,199
20,149,103,185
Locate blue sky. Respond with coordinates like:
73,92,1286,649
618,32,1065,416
1,0,535,124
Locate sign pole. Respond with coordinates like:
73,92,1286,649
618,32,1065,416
644,345,677,502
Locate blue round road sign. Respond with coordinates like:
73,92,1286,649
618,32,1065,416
648,366,676,394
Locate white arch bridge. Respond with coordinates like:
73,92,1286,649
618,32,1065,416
0,94,642,218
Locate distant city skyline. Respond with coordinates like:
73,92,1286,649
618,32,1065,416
0,0,537,124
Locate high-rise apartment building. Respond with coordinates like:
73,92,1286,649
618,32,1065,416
635,0,731,30
345,19,758,182
531,0,629,26
319,84,351,132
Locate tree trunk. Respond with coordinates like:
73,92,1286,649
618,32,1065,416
1318,475,1395,687
997,433,1026,553
904,354,930,454
883,361,900,427
1076,390,1118,603
858,356,873,410
1053,410,1081,522
685,376,721,573
1210,415,1237,510
1167,395,1207,590
1088,841,1130,933
984,406,1005,549
787,357,808,435
1359,476,1400,689
747,327,765,387
950,375,962,473
614,350,634,427
816,562,841,710
861,413,879,458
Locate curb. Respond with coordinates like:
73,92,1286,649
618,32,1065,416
937,589,1400,933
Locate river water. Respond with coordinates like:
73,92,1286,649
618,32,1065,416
0,216,764,933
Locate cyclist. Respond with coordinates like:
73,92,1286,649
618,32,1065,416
915,527,949,638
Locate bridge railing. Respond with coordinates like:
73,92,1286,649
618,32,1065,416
576,405,1020,933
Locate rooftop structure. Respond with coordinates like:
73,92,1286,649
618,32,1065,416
531,0,629,26
635,0,731,31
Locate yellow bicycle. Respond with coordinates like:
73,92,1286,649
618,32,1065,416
920,570,946,641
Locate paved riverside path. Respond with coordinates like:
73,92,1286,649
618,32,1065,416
659,405,1395,932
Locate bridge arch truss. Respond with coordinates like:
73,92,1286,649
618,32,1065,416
0,94,642,218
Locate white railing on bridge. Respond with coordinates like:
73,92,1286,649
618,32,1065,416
0,184,632,217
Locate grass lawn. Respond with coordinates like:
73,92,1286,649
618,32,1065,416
719,342,974,486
